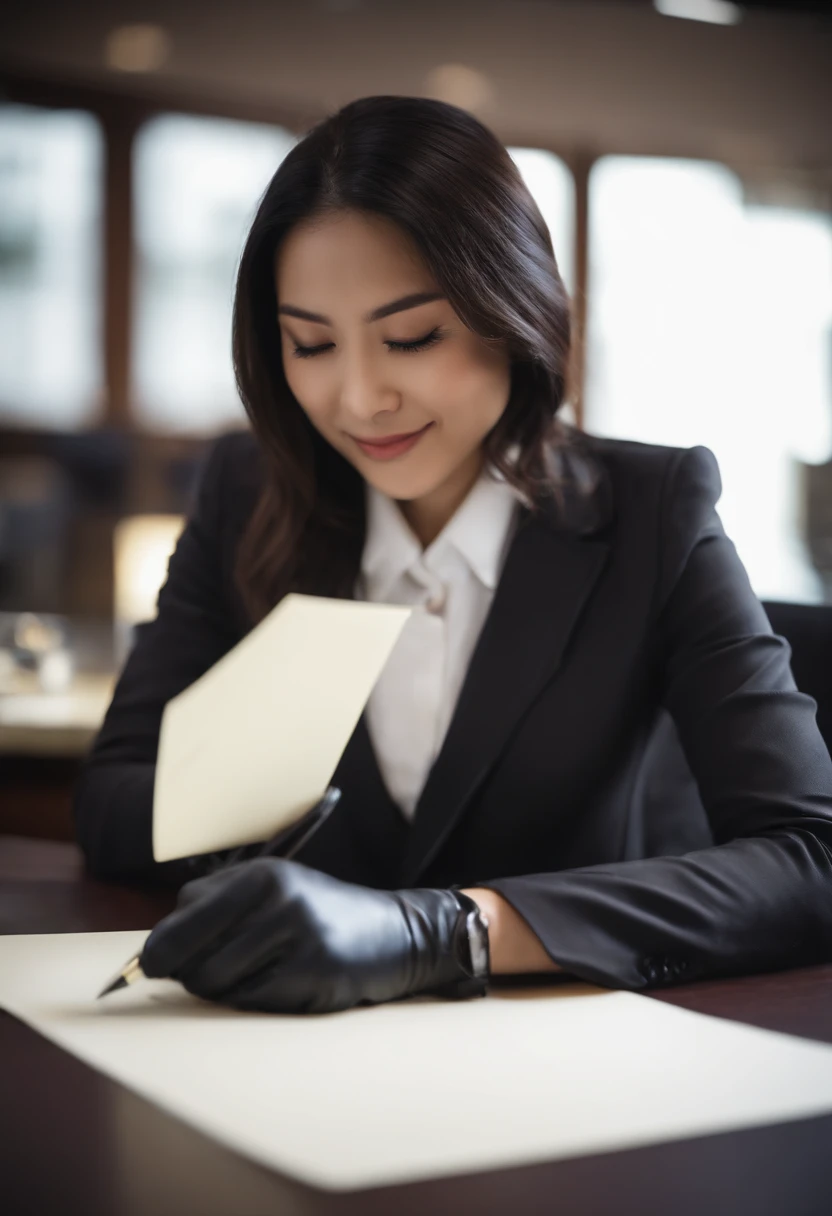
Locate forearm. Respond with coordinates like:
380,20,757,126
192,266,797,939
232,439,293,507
475,829,832,990
461,887,561,976
73,762,196,887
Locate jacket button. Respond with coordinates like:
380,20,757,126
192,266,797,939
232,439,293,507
641,958,659,984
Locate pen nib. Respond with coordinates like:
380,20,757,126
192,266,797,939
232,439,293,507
97,953,144,999
97,974,129,999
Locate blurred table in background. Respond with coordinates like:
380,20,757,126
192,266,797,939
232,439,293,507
0,669,114,756
0,617,115,841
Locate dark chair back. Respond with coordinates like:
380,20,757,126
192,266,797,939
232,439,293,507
762,600,832,756
638,598,832,858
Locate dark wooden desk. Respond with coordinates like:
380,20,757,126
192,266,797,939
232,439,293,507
2,837,831,1216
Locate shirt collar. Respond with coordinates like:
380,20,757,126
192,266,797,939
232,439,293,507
361,485,423,602
360,461,522,601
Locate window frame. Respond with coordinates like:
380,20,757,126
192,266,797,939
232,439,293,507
0,70,589,447
3,67,827,451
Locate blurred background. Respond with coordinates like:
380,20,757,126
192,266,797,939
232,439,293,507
0,0,830,836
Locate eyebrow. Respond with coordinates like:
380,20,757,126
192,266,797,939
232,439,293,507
277,291,445,326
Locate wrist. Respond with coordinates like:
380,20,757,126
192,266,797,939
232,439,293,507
460,887,561,976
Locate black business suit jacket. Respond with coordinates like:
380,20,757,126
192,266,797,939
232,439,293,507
74,428,832,992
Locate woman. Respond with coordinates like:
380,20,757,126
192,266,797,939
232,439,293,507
75,96,832,1014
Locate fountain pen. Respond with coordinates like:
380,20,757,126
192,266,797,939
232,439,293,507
97,786,342,998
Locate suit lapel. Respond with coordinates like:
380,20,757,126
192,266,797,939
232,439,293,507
399,484,612,887
328,517,610,889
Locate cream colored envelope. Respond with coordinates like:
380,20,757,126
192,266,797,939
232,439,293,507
152,593,411,861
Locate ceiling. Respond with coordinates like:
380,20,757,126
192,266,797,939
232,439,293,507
1,0,830,167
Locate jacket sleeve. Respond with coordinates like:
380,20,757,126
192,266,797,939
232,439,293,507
478,445,832,990
73,434,242,885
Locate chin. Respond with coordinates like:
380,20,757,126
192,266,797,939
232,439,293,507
362,463,448,502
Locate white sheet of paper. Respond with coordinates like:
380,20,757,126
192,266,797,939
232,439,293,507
152,593,411,861
3,931,832,1193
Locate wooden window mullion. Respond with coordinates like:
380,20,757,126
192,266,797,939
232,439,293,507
568,150,594,432
101,105,141,430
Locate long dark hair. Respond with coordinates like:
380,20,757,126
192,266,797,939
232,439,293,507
232,95,573,625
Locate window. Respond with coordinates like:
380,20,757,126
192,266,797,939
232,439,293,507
0,104,104,429
132,114,296,433
584,157,832,602
508,148,575,295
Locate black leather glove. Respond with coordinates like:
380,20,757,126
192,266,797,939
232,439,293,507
140,857,489,1013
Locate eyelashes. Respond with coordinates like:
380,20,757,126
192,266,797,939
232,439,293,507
289,327,445,360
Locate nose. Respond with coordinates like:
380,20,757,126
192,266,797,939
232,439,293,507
337,342,401,425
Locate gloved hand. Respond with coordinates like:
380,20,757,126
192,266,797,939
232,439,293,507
140,856,488,1013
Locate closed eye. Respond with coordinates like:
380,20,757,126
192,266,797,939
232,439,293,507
290,328,445,359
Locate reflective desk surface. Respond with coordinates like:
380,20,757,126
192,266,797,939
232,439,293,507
2,835,831,1216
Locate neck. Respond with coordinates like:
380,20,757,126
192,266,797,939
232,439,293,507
398,448,484,548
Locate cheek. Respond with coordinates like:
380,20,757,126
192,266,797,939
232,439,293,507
434,343,510,430
283,356,335,429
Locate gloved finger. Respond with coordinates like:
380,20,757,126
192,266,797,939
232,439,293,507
174,861,252,909
174,902,298,1000
212,955,350,1015
141,862,276,979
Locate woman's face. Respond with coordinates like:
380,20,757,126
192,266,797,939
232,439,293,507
274,209,511,540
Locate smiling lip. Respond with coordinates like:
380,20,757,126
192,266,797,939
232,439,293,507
352,423,433,461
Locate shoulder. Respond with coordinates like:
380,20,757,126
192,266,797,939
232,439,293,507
194,427,265,533
203,427,263,482
550,430,736,619
554,427,722,537
579,429,720,499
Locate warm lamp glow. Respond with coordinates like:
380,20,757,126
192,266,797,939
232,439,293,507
423,64,493,113
105,24,172,73
114,515,185,625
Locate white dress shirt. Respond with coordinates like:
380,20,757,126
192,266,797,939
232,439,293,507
355,466,523,819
